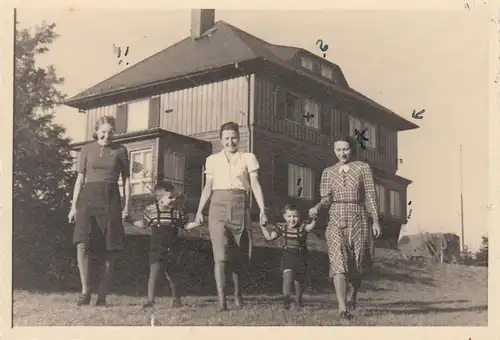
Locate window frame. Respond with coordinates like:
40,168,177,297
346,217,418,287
119,147,153,196
389,189,402,218
375,183,386,215
320,65,333,79
126,98,150,133
300,56,314,71
287,163,314,200
275,87,321,130
349,116,378,150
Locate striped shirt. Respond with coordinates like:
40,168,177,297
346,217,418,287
143,203,186,228
274,223,309,249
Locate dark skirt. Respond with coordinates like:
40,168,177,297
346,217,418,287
208,189,252,264
73,181,124,253
149,226,179,265
281,248,307,281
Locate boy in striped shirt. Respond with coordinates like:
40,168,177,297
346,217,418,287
131,181,191,308
260,204,317,309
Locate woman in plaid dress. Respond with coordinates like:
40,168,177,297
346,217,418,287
309,136,381,320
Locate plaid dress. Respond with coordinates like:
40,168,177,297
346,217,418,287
319,161,378,278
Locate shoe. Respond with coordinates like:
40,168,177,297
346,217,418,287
217,303,228,312
235,295,245,308
339,311,353,320
77,293,91,306
295,299,304,308
171,298,182,308
142,301,155,309
95,297,107,307
283,297,291,310
347,300,356,312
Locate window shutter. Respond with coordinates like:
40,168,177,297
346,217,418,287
273,155,289,195
321,106,333,135
115,104,128,134
148,96,161,128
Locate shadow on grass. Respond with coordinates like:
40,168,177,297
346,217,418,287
363,305,487,316
14,233,438,298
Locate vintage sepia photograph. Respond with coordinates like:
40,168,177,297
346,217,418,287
10,6,491,327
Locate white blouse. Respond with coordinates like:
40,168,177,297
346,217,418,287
205,151,260,191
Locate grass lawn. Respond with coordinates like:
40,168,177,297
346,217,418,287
12,224,487,326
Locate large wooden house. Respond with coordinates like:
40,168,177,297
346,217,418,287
65,9,418,244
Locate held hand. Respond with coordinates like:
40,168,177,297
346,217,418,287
259,211,268,226
308,205,319,219
122,206,130,221
372,221,382,239
195,212,204,224
68,206,77,224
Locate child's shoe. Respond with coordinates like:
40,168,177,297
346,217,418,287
142,300,155,309
171,298,182,308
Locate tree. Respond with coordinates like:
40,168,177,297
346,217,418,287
14,20,76,289
475,236,488,267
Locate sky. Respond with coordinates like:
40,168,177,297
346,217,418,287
16,8,491,251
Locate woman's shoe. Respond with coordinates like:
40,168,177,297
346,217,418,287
76,293,91,306
339,311,353,320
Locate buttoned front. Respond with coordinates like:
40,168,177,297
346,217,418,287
205,151,260,191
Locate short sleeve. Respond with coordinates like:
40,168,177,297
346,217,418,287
204,155,215,178
245,153,260,174
77,145,89,174
119,145,130,179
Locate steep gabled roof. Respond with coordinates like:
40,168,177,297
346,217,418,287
64,20,418,130
65,21,311,104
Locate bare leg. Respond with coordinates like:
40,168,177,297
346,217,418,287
294,279,304,306
214,261,227,311
165,268,182,307
347,275,361,311
76,243,91,296
144,262,161,305
282,270,294,309
333,274,348,312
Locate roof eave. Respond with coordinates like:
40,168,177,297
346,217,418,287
64,62,251,109
70,127,212,149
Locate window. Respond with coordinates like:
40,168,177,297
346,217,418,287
321,65,333,79
125,148,153,195
376,184,386,215
163,150,185,192
302,98,320,129
349,116,377,149
300,57,314,70
389,190,402,218
284,92,301,122
288,164,314,200
126,99,150,132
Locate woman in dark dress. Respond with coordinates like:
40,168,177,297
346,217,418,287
309,136,381,319
68,116,131,306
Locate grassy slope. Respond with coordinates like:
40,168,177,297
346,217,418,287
12,224,487,326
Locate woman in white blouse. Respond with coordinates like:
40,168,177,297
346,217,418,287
195,121,267,311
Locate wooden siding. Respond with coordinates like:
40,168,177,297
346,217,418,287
159,76,250,136
253,75,397,173
85,105,118,140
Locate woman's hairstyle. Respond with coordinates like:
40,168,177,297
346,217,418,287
219,121,240,139
333,134,358,157
92,116,117,140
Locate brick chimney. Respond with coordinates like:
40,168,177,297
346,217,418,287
191,9,215,39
